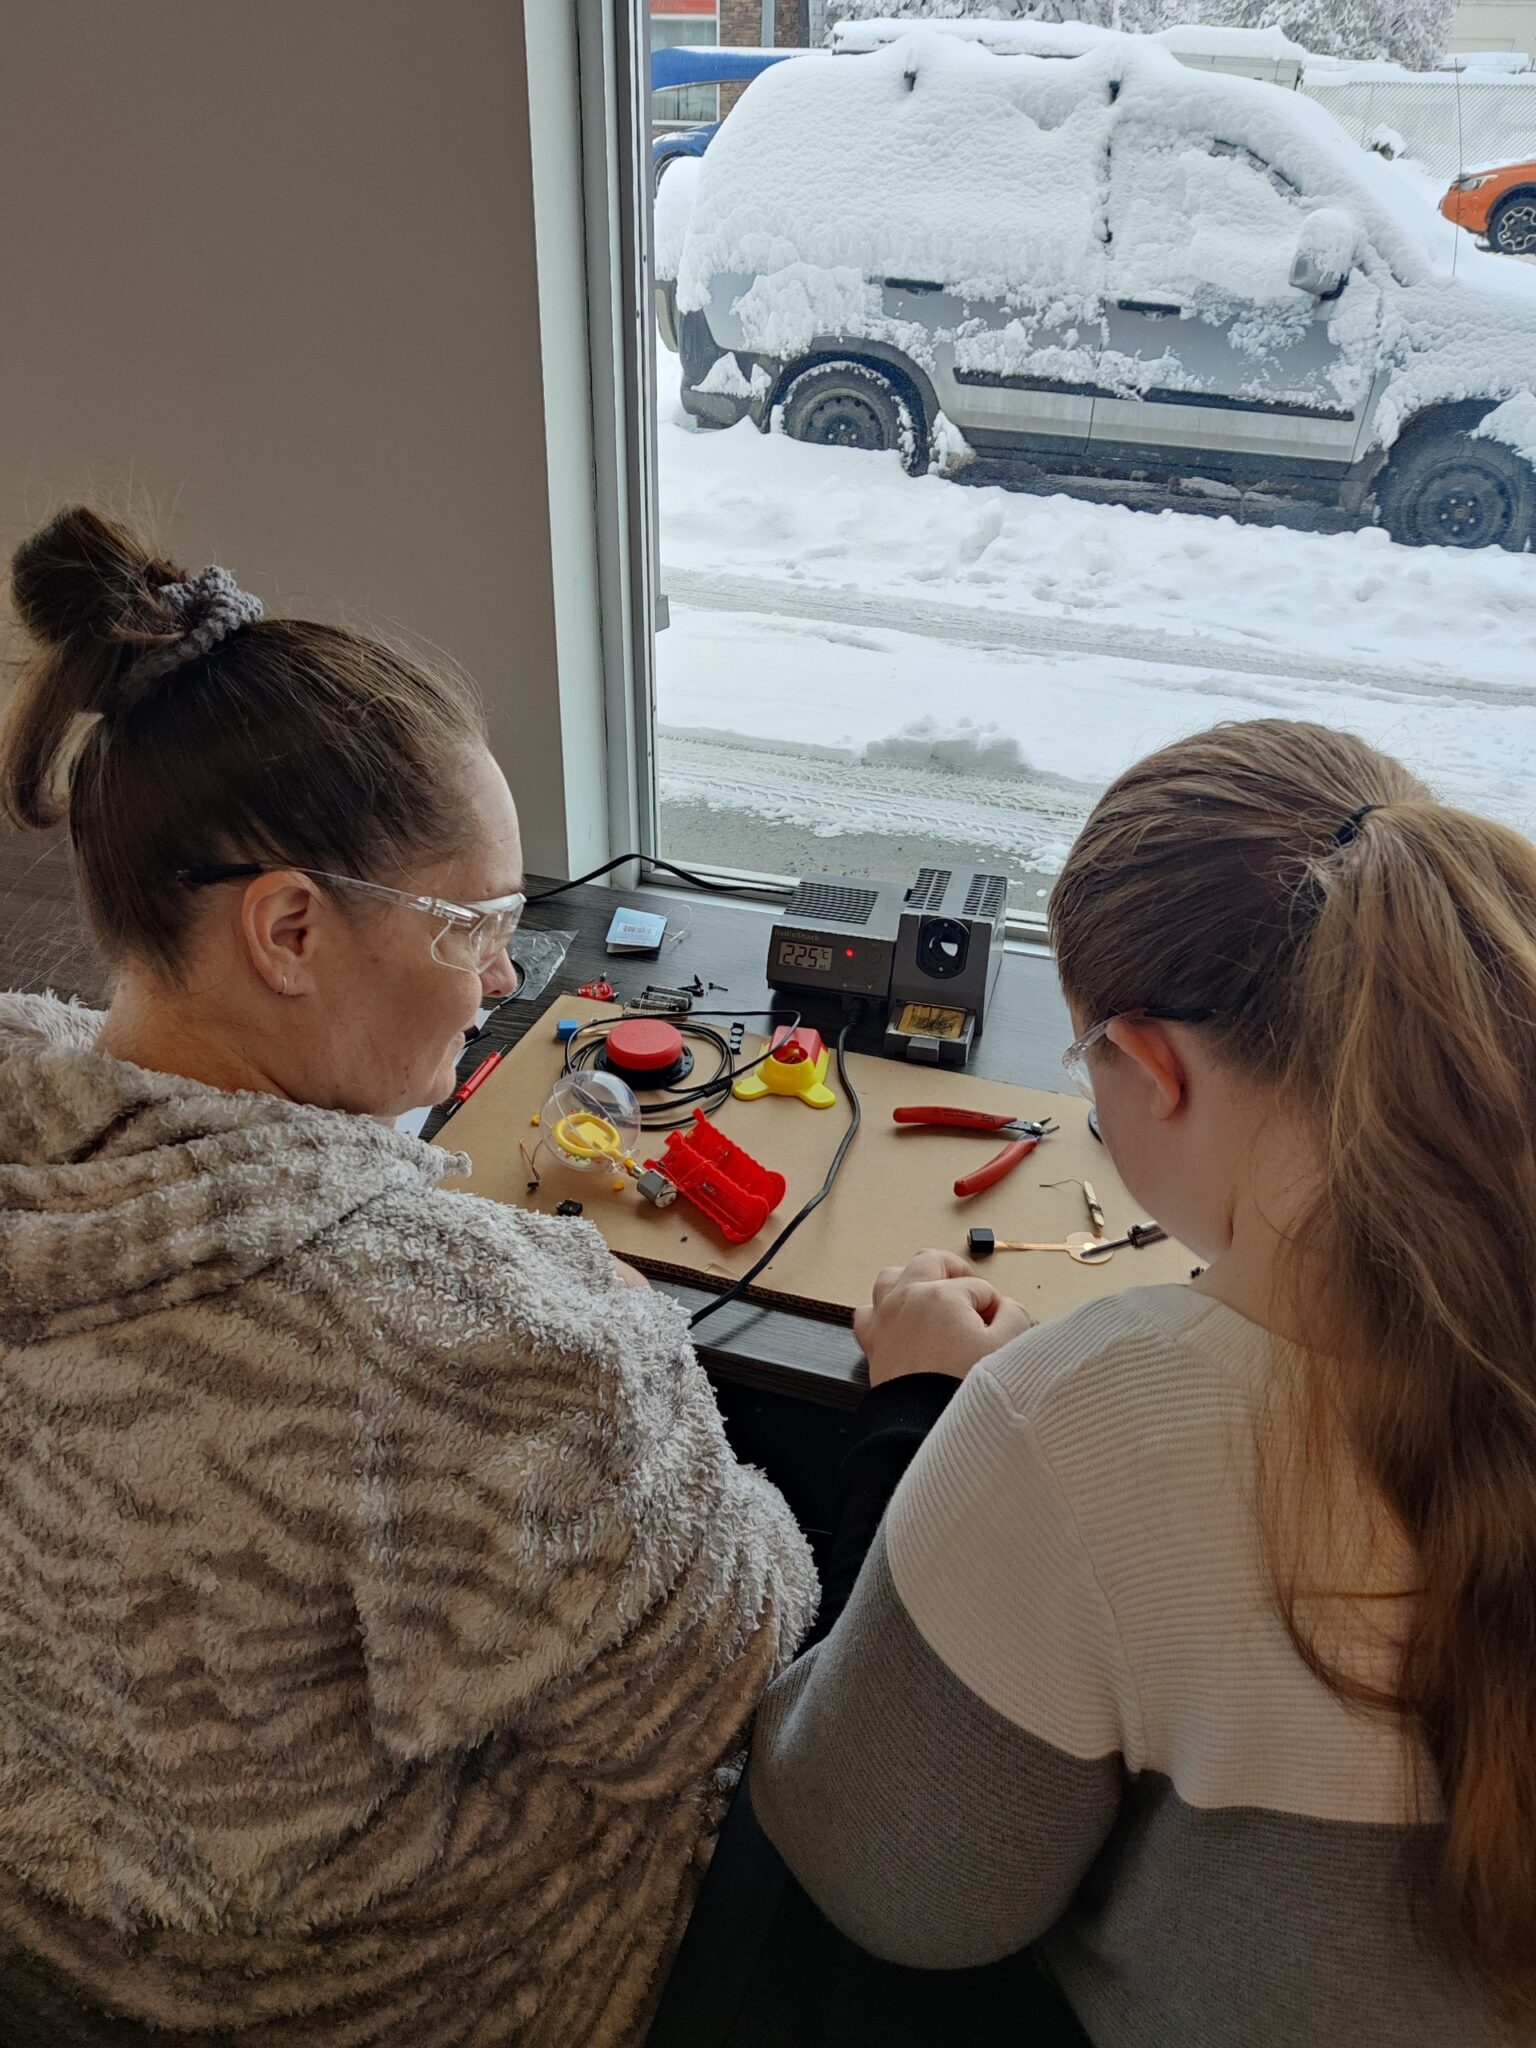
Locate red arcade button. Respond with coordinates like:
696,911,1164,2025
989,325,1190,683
604,1018,687,1076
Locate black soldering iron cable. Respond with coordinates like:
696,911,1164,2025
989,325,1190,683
526,855,785,905
687,1022,862,1332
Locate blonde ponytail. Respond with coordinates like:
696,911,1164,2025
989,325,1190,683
1290,799,1536,2013
1051,720,1536,2019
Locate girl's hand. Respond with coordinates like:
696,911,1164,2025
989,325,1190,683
854,1249,1033,1386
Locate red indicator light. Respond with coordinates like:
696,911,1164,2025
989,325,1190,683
845,947,855,958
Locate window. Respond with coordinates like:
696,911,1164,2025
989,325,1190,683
651,5,719,130
629,15,1536,923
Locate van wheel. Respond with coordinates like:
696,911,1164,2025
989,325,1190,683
1377,429,1535,549
1489,190,1536,254
779,362,929,477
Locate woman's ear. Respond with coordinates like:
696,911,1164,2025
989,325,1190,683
1104,1016,1188,1121
239,873,320,998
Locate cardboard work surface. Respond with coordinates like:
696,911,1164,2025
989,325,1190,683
436,998,1193,1321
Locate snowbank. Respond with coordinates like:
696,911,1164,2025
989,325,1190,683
863,718,1035,776
654,381,1536,847
656,371,1536,696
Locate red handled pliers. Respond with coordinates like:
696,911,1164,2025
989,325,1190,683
893,1104,1059,1199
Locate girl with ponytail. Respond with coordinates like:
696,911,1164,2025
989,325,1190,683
751,718,1536,2046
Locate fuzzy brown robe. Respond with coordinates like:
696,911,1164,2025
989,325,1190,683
0,993,817,2045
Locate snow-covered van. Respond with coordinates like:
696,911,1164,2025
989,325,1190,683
663,24,1536,548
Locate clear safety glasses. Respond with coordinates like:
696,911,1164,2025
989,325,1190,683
178,863,526,972
1061,1017,1116,1103
1062,1007,1215,1104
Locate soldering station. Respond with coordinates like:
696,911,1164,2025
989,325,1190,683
439,852,1166,1330
766,864,1008,1065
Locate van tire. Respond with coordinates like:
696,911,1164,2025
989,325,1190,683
779,361,929,476
1376,428,1536,550
1489,189,1536,254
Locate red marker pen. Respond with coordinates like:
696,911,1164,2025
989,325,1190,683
443,1049,503,1120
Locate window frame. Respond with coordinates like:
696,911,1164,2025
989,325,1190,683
558,0,1056,934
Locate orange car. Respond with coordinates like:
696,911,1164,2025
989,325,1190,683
1441,159,1536,253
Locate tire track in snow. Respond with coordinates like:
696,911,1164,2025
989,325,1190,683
663,568,1536,711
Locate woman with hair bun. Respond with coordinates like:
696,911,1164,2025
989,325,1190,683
752,718,1536,2046
0,507,816,2046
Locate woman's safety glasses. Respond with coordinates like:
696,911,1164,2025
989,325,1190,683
179,864,525,972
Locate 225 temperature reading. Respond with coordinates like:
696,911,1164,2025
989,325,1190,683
777,942,834,973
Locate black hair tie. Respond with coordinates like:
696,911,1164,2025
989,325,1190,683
1335,804,1380,846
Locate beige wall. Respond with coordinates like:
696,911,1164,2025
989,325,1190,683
0,0,583,874
1448,0,1536,53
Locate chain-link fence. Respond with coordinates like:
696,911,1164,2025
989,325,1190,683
1302,70,1536,178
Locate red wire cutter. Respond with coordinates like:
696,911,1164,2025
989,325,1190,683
893,1104,1060,1199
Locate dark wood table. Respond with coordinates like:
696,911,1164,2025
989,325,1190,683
0,830,1072,1548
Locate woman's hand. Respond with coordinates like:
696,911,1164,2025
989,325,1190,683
611,1257,651,1290
854,1249,1033,1387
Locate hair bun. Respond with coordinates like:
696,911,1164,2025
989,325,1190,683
9,505,188,655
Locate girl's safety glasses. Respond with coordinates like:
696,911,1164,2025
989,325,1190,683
179,863,525,972
1061,1007,1214,1104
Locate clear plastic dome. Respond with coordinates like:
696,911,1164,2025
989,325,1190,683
543,1070,643,1171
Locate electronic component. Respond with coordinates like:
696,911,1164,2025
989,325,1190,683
635,1168,679,1209
597,1017,695,1090
643,1111,786,1245
766,874,904,1003
732,1026,838,1110
885,866,1009,1066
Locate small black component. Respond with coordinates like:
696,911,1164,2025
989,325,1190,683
728,1021,745,1056
555,1199,584,1218
967,1227,996,1259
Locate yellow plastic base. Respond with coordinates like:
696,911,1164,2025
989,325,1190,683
734,1042,836,1110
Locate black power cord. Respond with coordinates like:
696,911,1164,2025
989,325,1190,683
526,854,785,906
687,1016,864,1333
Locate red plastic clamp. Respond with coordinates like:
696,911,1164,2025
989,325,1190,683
643,1110,786,1245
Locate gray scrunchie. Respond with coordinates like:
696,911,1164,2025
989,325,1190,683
128,564,265,684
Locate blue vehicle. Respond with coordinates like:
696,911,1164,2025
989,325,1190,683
649,45,799,193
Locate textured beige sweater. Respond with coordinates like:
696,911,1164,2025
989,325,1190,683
0,993,817,2046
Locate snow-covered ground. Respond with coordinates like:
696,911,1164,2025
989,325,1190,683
654,346,1536,905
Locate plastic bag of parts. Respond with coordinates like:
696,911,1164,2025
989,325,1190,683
507,930,575,1004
